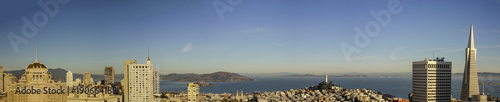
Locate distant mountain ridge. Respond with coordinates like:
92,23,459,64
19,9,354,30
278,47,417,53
4,69,255,82
279,74,374,78
4,68,498,82
161,71,256,82
452,72,500,79
240,72,412,77
4,68,123,82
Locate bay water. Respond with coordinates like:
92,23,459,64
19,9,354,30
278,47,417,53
160,77,500,99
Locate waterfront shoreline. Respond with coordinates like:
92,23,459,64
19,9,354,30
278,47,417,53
160,81,405,101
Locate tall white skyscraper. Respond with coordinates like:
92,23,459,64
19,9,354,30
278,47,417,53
123,50,158,102
66,71,73,88
123,60,137,102
461,24,480,101
412,58,452,102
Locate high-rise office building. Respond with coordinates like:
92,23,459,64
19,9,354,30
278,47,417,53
74,78,82,87
83,72,93,86
412,58,452,102
105,66,115,85
67,70,123,101
187,83,199,102
461,24,480,101
153,70,160,94
123,51,158,102
67,71,73,88
3,73,16,94
0,64,3,93
122,60,137,102
125,62,153,102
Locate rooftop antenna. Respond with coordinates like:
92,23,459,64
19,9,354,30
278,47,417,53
433,50,435,60
35,46,38,62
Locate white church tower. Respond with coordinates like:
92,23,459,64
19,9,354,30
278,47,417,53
325,74,328,83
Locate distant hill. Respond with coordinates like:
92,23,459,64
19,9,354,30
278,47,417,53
4,69,255,82
276,72,500,79
161,71,256,82
4,68,123,82
278,74,320,77
247,72,412,78
336,74,369,78
278,74,371,78
453,72,500,79
239,72,297,77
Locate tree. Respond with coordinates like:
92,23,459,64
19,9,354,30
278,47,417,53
160,93,168,98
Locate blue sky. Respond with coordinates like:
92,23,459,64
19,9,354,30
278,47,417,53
0,0,499,74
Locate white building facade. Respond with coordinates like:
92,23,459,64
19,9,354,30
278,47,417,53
67,71,73,88
126,63,153,102
123,52,160,102
412,58,452,102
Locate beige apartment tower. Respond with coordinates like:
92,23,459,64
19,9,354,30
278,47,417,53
461,24,480,101
412,58,452,102
123,51,159,102
0,64,3,93
3,73,16,94
125,61,153,102
105,66,115,85
122,60,137,102
83,72,93,86
187,83,199,102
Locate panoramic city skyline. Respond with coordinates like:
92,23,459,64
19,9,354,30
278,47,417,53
1,0,500,74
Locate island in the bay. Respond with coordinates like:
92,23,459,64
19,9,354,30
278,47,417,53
161,71,256,82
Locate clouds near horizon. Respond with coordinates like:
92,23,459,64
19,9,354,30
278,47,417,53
181,43,193,53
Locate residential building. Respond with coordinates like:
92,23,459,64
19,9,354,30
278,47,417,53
122,60,137,102
67,93,122,102
74,78,82,86
187,83,199,102
125,61,153,102
153,70,160,95
0,64,3,93
105,66,115,85
3,73,16,94
83,72,94,86
67,84,123,102
123,51,159,102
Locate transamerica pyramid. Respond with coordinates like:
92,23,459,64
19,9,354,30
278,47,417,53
460,24,480,100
